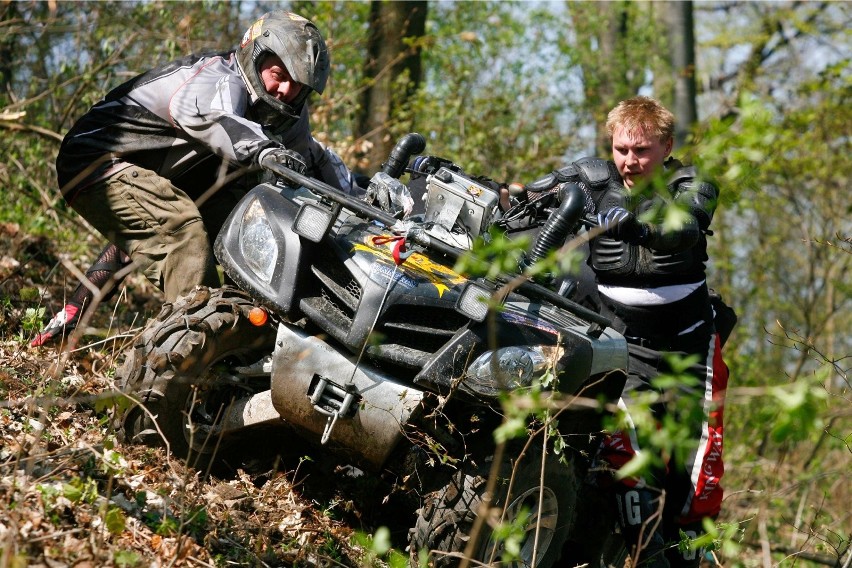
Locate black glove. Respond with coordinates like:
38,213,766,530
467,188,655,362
258,146,308,175
597,206,649,245
353,173,371,191
410,155,455,176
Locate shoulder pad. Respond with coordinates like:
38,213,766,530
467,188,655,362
573,157,616,188
667,165,696,188
553,163,580,182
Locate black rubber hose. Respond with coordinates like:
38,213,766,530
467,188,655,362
382,133,427,178
527,182,585,264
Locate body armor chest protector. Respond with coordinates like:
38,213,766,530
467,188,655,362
569,158,709,287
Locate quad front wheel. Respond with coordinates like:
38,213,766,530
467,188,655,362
114,286,277,469
411,443,581,567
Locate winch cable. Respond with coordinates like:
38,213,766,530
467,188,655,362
349,235,411,377
320,234,411,443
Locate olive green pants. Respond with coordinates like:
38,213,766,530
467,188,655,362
69,165,244,302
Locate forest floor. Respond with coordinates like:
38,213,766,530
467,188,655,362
0,221,388,567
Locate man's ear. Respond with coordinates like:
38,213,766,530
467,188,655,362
664,136,674,156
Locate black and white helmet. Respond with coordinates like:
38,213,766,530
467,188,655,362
236,11,330,131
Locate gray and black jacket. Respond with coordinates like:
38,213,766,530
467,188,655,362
57,51,352,202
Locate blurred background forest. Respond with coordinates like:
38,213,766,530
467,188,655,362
1,1,850,567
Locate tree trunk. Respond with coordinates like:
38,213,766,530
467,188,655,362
665,0,697,148
355,0,427,173
0,1,20,98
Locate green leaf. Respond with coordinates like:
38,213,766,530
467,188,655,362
494,416,527,444
615,450,653,480
62,482,83,504
104,506,126,534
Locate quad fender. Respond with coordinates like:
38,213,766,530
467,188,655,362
114,286,277,470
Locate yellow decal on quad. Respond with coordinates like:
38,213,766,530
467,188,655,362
353,237,466,297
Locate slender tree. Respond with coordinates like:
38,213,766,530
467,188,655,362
355,0,427,172
665,0,697,147
0,2,18,98
565,1,660,156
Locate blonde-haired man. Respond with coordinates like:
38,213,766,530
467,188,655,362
528,96,730,567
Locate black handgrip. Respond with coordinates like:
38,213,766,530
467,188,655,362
382,133,427,179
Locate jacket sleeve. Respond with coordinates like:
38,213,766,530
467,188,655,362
276,106,358,194
168,56,276,165
308,143,358,194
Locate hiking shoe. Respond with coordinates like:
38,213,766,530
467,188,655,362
30,302,82,347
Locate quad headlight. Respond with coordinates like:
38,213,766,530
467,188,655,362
455,282,492,322
240,198,278,283
464,345,557,397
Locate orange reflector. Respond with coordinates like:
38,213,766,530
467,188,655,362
248,307,268,326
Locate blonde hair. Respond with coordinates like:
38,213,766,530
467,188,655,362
605,96,675,143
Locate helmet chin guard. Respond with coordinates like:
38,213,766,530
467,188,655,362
237,11,330,127
247,99,302,135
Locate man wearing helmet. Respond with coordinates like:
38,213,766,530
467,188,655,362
33,11,354,346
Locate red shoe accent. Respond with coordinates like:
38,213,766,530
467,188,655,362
30,303,81,347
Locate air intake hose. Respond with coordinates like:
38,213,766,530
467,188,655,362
382,133,427,179
526,182,585,265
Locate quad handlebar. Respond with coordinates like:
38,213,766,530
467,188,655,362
259,154,465,260
259,137,611,331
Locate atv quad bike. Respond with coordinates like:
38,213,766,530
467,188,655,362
115,133,629,567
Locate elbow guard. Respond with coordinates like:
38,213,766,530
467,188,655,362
636,166,717,252
525,170,564,193
525,156,611,193
669,168,719,231
679,179,719,230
